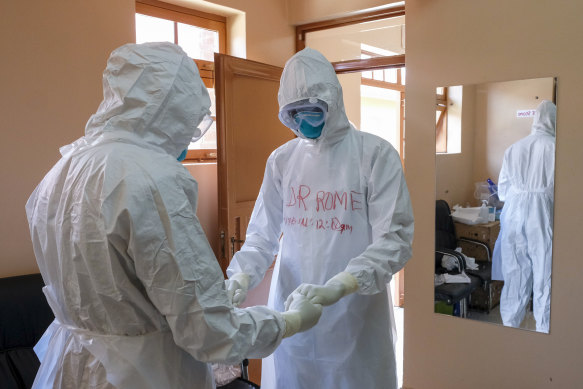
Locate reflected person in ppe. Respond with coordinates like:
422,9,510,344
495,100,556,333
25,42,322,389
226,48,414,389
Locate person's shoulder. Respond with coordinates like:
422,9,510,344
356,130,400,160
269,137,301,161
106,144,194,187
508,133,549,153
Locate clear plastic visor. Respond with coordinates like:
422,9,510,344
279,99,328,130
191,113,213,142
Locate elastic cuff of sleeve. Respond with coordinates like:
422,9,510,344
330,272,359,296
343,266,379,295
281,311,301,338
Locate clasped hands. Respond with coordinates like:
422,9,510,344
282,272,359,337
285,271,360,309
226,272,358,338
225,272,324,338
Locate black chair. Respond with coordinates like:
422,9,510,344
462,243,496,313
435,200,481,317
439,200,498,313
0,274,54,389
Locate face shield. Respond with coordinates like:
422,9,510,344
178,112,213,162
191,112,213,143
279,98,328,138
178,95,212,162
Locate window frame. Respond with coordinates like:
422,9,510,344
295,5,405,52
435,87,448,153
361,50,405,92
135,0,226,162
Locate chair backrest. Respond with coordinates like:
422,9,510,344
435,200,457,269
435,200,456,249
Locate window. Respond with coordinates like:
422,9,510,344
436,87,448,153
436,86,462,154
360,47,405,157
135,0,226,162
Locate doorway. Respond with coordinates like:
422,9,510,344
298,7,407,387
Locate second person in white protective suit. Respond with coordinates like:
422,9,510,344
494,100,556,333
226,48,414,389
25,42,322,389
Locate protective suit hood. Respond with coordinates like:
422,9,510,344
278,48,351,145
531,100,556,137
84,42,211,158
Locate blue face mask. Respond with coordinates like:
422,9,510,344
294,110,326,139
299,121,325,139
177,149,188,162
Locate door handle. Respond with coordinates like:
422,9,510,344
220,230,226,260
230,236,245,257
230,216,245,257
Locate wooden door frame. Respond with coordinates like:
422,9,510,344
295,5,405,52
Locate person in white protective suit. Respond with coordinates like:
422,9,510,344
494,100,556,333
225,48,414,389
25,42,323,389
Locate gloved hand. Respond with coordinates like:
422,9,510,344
225,273,250,307
281,292,323,338
285,272,359,309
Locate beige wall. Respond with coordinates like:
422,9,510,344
1,0,295,279
0,0,136,277
436,78,554,208
289,0,403,25
473,77,554,183
405,1,583,387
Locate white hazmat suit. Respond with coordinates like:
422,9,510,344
494,100,556,333
227,48,414,389
25,43,291,389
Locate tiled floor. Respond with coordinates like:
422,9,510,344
466,304,537,331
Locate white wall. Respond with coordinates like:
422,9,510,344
405,1,583,387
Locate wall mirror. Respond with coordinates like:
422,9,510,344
434,77,557,334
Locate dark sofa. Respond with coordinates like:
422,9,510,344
0,274,54,389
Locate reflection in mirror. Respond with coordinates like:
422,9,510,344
434,77,557,334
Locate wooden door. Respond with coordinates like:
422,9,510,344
215,53,294,274
215,53,293,385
